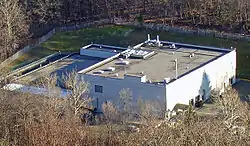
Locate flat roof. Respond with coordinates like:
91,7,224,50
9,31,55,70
16,41,230,83
85,44,224,82
18,55,104,83
17,44,127,83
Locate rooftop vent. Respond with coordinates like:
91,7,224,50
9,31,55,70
121,49,135,58
94,70,105,74
163,77,171,84
170,44,176,49
148,42,153,46
189,53,195,58
104,67,115,72
148,34,151,41
157,35,160,43
116,60,130,65
114,73,119,77
156,35,161,47
122,49,155,59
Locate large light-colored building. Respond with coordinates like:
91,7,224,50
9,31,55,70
8,36,236,112
77,37,236,111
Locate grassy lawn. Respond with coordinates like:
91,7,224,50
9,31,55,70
7,25,250,78
8,47,56,70
42,25,138,51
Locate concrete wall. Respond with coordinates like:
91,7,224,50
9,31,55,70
81,74,166,110
166,50,236,110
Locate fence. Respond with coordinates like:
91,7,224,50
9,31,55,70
2,19,250,70
56,19,111,32
0,29,56,69
120,22,250,41
0,19,111,70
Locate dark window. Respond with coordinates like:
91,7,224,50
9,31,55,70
95,85,103,93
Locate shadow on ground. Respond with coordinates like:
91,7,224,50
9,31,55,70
233,80,250,102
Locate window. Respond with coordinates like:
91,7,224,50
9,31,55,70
95,85,103,93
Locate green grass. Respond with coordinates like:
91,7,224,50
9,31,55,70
8,47,56,70
7,25,250,78
42,25,136,51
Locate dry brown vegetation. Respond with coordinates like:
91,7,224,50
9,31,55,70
2,0,250,61
1,80,250,146
0,0,29,61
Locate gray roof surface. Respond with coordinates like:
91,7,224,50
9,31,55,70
18,55,103,82
86,46,223,82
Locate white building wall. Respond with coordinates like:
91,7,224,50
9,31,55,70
81,74,166,111
166,50,236,110
79,50,236,112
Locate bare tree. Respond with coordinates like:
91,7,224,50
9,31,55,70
62,70,92,117
36,72,61,97
119,88,132,113
213,88,250,136
137,98,165,121
102,101,120,123
32,0,62,24
0,0,29,60
0,86,249,145
119,88,135,122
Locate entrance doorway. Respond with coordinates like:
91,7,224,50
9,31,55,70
201,89,206,100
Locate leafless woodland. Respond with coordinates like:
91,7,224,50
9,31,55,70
1,1,250,145
0,72,250,145
1,0,250,60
